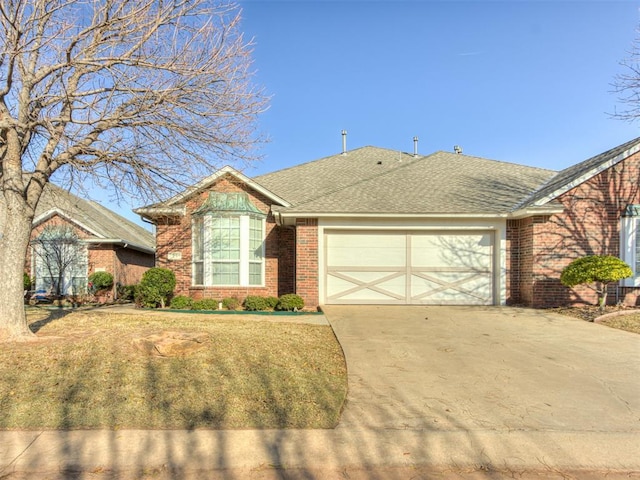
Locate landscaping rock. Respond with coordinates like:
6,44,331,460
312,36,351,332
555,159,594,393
132,331,209,357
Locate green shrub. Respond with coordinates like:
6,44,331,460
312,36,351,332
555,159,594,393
23,273,32,291
89,271,114,292
136,268,176,308
266,296,280,309
277,294,304,311
117,284,138,301
244,296,269,311
192,298,220,311
222,297,240,310
170,295,194,310
561,255,633,311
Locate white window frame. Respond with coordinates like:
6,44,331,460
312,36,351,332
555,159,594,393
621,215,640,287
192,214,265,287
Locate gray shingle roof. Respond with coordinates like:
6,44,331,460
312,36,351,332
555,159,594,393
34,184,155,252
254,146,423,207
519,137,640,208
258,147,556,215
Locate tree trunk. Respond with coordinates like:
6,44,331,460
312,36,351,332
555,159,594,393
0,200,35,341
596,282,608,313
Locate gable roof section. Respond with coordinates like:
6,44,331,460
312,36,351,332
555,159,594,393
263,149,556,216
135,165,290,218
254,146,423,207
518,137,640,208
32,184,155,253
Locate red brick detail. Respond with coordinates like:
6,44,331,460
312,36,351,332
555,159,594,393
295,218,319,308
508,153,640,307
155,174,297,304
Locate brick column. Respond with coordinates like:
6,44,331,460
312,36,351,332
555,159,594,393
295,218,319,308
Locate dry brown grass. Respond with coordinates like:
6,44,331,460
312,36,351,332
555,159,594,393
552,305,640,334
0,308,347,430
597,314,640,334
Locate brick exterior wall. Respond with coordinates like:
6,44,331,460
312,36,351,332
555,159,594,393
508,152,640,307
26,214,154,294
294,218,319,308
155,174,300,304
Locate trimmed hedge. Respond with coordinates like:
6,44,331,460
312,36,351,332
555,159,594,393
136,268,176,308
244,295,269,311
170,295,194,310
192,299,220,311
277,294,304,311
89,271,114,291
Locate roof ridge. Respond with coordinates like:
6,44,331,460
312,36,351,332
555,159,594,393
254,145,412,181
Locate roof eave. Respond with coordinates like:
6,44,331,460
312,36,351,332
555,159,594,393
276,211,510,219
508,205,565,219
84,238,155,254
134,205,186,219
530,141,640,207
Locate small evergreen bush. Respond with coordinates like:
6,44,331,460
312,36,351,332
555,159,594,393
265,296,280,309
89,271,114,292
23,273,32,291
192,298,220,311
170,295,194,310
222,297,240,310
117,285,138,301
244,296,269,311
136,268,176,308
277,294,304,311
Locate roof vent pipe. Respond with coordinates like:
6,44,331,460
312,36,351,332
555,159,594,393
454,145,463,154
413,136,419,157
341,130,347,155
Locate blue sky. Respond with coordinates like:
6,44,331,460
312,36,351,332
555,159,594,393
118,0,640,225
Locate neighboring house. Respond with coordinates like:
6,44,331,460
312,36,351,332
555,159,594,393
25,184,155,297
136,138,640,309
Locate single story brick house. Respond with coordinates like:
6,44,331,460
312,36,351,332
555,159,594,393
25,184,155,297
136,137,640,309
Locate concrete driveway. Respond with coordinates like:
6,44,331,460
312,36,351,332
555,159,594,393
324,305,640,470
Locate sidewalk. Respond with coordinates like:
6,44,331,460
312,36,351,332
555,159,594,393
2,427,639,479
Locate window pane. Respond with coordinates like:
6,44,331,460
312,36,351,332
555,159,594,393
249,262,262,285
249,218,263,261
193,261,204,285
71,277,87,295
211,217,240,261
193,217,203,261
212,262,239,285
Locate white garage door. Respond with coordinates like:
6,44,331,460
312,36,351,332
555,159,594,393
325,230,494,305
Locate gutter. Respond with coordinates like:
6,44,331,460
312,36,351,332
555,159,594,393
507,205,565,220
84,238,155,254
133,205,186,219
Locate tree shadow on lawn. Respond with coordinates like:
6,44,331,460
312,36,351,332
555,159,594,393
27,307,76,333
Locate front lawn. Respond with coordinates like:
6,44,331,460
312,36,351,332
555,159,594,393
0,309,347,430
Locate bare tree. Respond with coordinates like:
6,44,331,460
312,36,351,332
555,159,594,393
0,0,267,340
31,225,84,298
613,27,640,122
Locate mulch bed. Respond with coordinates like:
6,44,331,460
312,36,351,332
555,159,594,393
549,304,638,322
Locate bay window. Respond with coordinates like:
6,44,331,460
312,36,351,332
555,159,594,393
192,192,266,287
